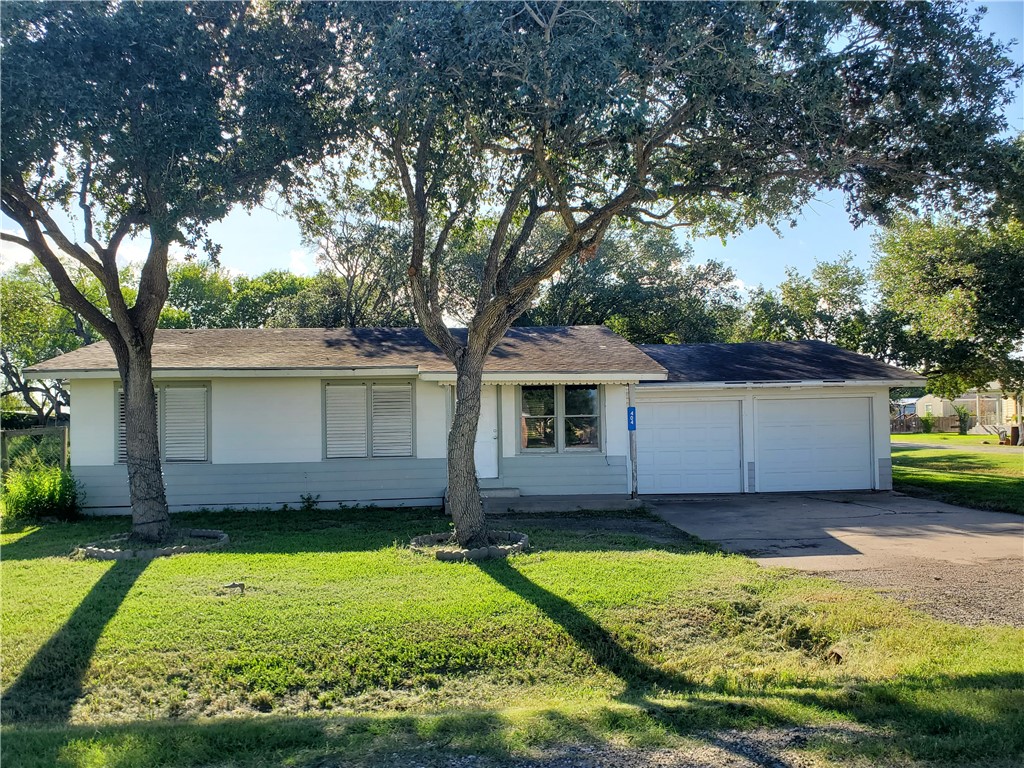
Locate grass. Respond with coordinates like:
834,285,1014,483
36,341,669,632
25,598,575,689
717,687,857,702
892,445,1024,514
2,507,1023,767
891,432,1020,447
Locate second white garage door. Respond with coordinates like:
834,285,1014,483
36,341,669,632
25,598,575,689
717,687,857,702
636,400,743,494
756,397,873,492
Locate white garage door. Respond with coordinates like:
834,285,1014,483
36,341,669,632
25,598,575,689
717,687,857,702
636,400,742,494
756,397,873,492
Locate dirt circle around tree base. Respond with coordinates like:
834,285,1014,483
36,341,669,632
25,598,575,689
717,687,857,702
410,530,529,562
75,528,229,561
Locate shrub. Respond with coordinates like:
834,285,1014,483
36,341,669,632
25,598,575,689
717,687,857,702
919,413,937,433
1,466,81,530
953,404,972,435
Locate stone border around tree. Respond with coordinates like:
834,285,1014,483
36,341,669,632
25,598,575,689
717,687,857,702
410,530,529,561
75,528,229,561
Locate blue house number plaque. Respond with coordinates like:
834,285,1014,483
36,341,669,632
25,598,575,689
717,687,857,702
627,406,636,431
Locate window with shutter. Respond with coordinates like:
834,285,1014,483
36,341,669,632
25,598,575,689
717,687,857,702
116,390,127,464
117,388,160,463
117,385,208,464
163,386,208,462
325,384,368,458
371,383,413,457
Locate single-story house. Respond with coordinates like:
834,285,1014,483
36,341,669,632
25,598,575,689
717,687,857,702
917,387,1020,431
27,328,921,514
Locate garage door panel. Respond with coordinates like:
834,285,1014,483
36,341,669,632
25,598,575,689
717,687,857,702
756,398,872,492
636,399,742,494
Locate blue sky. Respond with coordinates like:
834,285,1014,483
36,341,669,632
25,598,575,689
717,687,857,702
4,2,1022,292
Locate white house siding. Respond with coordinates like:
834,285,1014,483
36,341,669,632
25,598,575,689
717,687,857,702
635,385,893,494
68,376,633,513
69,375,452,514
212,378,322,463
68,379,118,465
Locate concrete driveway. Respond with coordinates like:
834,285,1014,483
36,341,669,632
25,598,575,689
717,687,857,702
648,491,1022,570
649,492,1024,625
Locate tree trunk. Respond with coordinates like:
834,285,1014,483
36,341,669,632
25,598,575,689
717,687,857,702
447,351,488,549
118,344,171,543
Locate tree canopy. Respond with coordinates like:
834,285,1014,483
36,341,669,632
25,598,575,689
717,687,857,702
873,214,1024,402
736,255,869,349
157,262,414,330
520,224,741,344
0,261,128,422
1,1,329,539
294,0,1022,546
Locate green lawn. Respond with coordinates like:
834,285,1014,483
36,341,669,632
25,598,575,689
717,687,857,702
2,508,1023,767
892,432,1019,447
892,445,1024,514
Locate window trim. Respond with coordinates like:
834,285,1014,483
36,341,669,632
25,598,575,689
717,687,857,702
115,381,211,465
322,378,417,460
518,384,604,455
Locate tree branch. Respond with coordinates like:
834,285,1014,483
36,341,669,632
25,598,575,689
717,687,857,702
1,190,118,340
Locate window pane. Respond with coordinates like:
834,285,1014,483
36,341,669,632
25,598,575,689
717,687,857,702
522,386,555,416
564,385,599,416
524,417,555,449
565,416,600,449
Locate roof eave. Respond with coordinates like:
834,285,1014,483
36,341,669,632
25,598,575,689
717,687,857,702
420,371,668,384
638,378,924,389
32,366,423,379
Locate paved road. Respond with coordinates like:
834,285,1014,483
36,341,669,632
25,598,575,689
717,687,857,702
892,440,1023,454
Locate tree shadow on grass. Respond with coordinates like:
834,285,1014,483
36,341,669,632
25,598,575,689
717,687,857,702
1,558,148,724
475,558,697,699
474,558,1024,767
0,518,128,561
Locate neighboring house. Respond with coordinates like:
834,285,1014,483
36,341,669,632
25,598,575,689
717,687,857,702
894,398,917,417
917,386,1020,429
28,329,921,514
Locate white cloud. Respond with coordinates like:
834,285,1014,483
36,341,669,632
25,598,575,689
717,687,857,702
288,248,316,276
728,278,751,297
0,231,34,270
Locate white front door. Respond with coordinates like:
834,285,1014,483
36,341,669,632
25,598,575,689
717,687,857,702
474,386,499,479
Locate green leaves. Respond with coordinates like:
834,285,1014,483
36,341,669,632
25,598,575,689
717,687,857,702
873,214,1024,397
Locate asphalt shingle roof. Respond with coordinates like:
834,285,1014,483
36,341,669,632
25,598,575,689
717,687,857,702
28,326,667,376
638,340,922,383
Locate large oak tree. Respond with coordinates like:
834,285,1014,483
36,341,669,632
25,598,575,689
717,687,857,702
1,2,328,540
303,1,1019,548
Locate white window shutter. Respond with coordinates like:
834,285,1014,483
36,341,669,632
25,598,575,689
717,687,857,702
163,386,208,462
326,384,368,458
371,383,413,457
117,388,163,463
117,390,127,463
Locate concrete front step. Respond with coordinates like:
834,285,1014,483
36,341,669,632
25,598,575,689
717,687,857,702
480,487,521,499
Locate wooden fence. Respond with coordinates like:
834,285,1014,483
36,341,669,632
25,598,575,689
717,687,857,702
0,425,69,475
889,415,961,434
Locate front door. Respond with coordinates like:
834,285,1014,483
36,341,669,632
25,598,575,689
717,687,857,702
474,386,499,479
